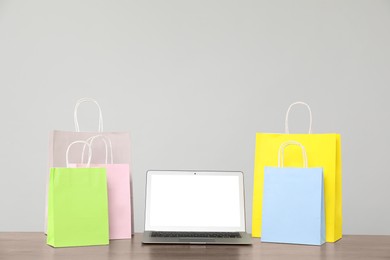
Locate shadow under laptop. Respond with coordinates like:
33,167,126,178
143,244,244,260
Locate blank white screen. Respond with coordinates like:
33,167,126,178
148,174,242,231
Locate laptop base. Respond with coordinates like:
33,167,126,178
142,231,252,245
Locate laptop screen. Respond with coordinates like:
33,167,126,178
144,171,246,232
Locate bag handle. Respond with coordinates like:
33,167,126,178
285,101,312,134
74,98,104,132
277,141,308,168
81,135,113,165
66,141,92,168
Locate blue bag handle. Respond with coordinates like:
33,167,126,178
278,141,308,168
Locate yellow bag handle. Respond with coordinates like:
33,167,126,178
278,141,308,168
285,101,312,134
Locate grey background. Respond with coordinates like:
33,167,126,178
0,0,389,235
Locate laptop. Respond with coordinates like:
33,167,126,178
142,170,252,245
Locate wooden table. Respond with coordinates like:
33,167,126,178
1,233,389,260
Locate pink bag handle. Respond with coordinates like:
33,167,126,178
74,98,104,132
66,141,92,168
285,102,312,134
277,141,308,168
81,135,113,165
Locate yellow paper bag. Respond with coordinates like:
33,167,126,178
252,102,342,242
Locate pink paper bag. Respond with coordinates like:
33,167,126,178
71,163,132,239
69,134,132,239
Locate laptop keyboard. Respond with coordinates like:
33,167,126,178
151,232,241,238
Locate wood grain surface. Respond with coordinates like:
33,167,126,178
1,233,389,260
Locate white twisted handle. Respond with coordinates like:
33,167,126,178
66,141,92,168
74,98,104,132
81,135,113,165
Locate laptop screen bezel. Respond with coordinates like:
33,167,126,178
144,170,246,232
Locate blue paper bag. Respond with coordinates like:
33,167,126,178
261,141,325,245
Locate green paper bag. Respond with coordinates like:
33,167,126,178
47,141,109,247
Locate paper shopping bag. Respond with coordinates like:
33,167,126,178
45,98,133,234
70,135,132,240
261,141,325,245
47,141,109,247
252,102,342,242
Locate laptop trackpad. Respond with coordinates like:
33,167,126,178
179,238,216,243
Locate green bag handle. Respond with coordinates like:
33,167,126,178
285,101,312,134
74,98,104,132
278,141,308,168
66,141,92,168
81,135,113,165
